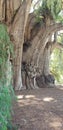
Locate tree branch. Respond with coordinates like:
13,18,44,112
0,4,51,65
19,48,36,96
36,23,63,65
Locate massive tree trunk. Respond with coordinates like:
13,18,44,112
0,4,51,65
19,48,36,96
22,13,63,89
9,0,32,90
0,1,63,90
0,0,32,90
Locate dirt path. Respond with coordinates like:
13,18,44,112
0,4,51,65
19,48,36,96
12,86,63,130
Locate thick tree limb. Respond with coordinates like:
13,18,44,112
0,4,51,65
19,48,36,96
36,23,63,66
23,23,63,65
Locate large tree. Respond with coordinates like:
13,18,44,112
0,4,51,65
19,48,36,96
0,0,63,90
0,0,32,90
22,0,63,89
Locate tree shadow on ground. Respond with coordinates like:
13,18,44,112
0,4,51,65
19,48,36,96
12,86,63,130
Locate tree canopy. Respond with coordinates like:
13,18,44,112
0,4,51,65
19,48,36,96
34,0,63,23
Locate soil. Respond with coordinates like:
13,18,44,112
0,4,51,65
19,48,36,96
12,85,63,130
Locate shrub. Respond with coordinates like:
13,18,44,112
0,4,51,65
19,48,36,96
0,24,14,130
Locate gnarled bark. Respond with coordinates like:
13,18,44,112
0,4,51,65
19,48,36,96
22,13,63,89
0,0,5,21
9,0,32,90
0,0,32,90
1,1,63,90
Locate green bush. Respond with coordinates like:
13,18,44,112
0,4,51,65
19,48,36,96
0,83,14,130
0,24,13,80
0,24,14,130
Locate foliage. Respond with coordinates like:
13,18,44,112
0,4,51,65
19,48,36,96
50,49,63,84
35,0,63,23
46,0,62,19
0,24,13,80
0,83,14,130
0,24,14,130
50,34,63,84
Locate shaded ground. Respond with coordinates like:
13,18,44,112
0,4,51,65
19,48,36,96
12,86,63,130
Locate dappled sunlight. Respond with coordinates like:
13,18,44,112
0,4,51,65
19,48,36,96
25,95,35,99
17,94,44,107
17,93,57,108
59,87,63,90
58,87,63,90
43,97,54,102
13,88,63,130
56,85,63,90
49,121,62,128
49,117,62,129
44,111,63,129
17,95,24,99
17,94,36,100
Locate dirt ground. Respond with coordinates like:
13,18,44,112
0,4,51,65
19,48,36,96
12,86,63,130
